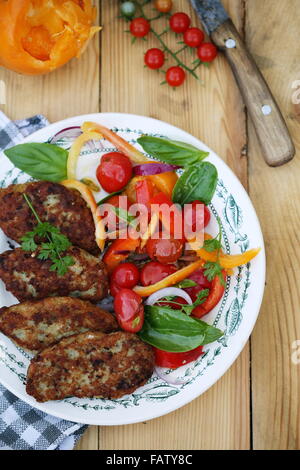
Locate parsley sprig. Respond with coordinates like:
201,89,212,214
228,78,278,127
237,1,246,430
203,216,225,286
21,194,74,276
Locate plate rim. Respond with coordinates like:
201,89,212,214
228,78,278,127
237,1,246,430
0,112,266,425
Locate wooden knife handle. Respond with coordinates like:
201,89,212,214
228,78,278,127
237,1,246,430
211,19,295,167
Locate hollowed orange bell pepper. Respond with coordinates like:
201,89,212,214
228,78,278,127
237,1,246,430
0,0,100,75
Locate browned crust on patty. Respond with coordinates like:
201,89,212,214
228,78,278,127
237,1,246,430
0,181,99,255
0,297,118,352
26,331,155,402
0,247,108,302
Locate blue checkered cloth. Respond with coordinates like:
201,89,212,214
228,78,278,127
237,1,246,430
0,111,87,450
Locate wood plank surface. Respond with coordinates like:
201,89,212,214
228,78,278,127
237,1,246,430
2,0,299,451
246,0,300,450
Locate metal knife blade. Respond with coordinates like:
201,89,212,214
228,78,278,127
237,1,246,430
190,0,229,35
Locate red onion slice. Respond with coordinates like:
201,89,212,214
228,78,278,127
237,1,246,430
133,162,180,176
145,287,193,306
50,126,82,144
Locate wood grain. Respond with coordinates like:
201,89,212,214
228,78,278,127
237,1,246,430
246,0,300,450
212,19,295,167
98,0,250,450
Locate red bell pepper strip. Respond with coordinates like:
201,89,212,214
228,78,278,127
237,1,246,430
192,271,226,318
150,192,183,239
103,237,140,273
154,345,204,369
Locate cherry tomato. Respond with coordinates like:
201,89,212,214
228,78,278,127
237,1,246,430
169,12,191,33
96,152,132,193
166,66,186,87
140,261,177,286
111,262,140,289
144,48,165,70
146,232,183,264
130,17,150,38
154,345,204,369
183,27,205,48
154,0,172,13
197,42,218,62
114,288,144,332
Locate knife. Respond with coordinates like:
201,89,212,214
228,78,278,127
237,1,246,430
190,0,295,167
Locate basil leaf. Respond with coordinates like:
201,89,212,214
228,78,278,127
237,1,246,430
137,136,209,167
4,143,68,183
172,161,218,206
138,305,223,352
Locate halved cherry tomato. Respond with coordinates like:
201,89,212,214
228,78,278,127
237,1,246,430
96,152,132,193
136,179,156,207
146,232,183,264
154,345,204,369
111,262,140,289
191,272,226,318
130,17,150,38
114,288,144,332
103,237,140,272
184,201,211,240
185,268,212,302
110,280,122,297
197,42,218,62
144,48,165,70
183,27,204,48
140,261,177,286
169,12,191,33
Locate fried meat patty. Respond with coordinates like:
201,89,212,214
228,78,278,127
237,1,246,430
0,181,99,255
0,247,108,302
0,297,117,352
26,331,155,402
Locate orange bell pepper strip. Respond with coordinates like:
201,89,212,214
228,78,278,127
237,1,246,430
148,172,178,200
133,260,204,297
103,237,140,273
61,179,105,251
196,233,260,269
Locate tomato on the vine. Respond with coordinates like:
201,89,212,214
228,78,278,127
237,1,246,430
183,27,205,48
130,17,150,38
197,42,218,62
144,48,165,70
114,288,144,333
169,12,191,33
96,152,132,193
166,66,186,87
154,0,173,13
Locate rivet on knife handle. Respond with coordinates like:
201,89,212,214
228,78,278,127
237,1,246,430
212,19,295,167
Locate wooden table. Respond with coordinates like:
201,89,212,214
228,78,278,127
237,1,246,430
1,0,299,450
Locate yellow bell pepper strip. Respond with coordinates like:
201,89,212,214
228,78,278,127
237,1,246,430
197,247,261,269
148,171,178,199
103,237,140,273
140,212,160,249
81,121,148,163
133,260,204,297
67,130,103,180
61,179,106,251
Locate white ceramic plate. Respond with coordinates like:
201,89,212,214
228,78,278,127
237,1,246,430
0,113,265,425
